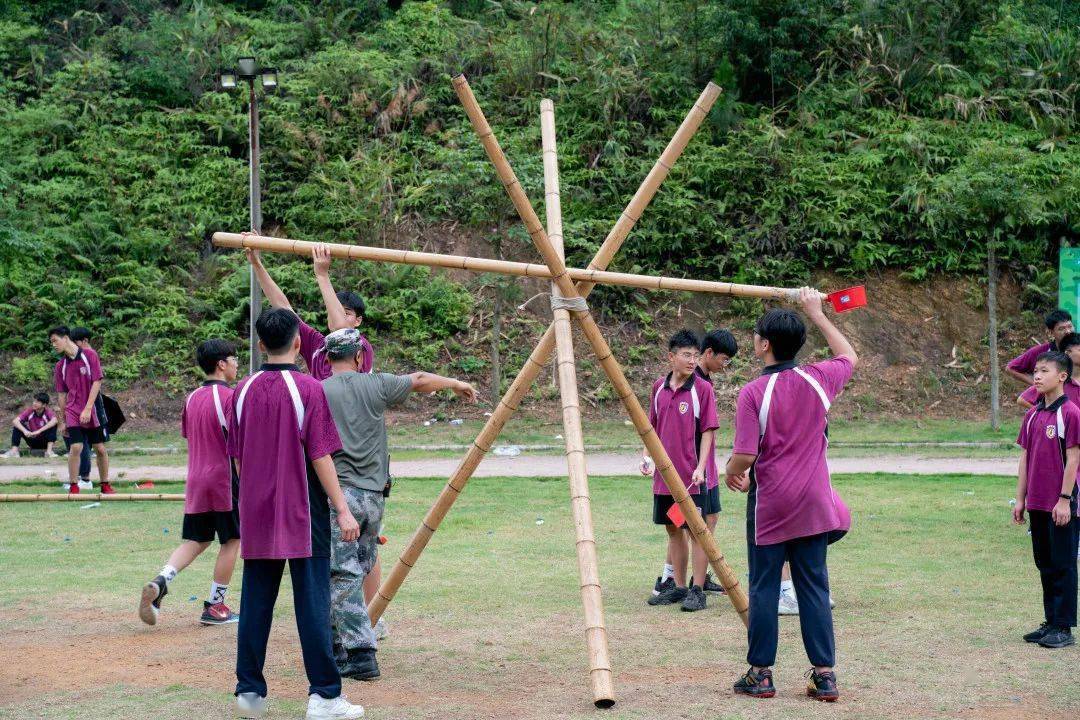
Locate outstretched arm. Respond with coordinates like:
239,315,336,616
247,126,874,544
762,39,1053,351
245,246,293,311
407,372,478,402
800,287,858,366
312,244,349,331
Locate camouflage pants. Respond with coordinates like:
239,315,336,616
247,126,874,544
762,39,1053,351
330,486,384,654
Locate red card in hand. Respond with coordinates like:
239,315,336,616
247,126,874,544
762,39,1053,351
826,286,867,313
666,502,686,528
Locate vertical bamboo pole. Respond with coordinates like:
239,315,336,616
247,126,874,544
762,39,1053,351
370,80,722,624
453,75,749,625
541,99,615,708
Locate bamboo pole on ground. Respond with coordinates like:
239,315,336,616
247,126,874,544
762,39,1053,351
0,493,184,502
453,74,749,625
541,98,615,708
213,232,801,301
368,81,722,624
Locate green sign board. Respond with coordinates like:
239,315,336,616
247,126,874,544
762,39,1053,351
1061,248,1080,319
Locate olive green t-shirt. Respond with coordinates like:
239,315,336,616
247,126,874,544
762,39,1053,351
322,371,413,492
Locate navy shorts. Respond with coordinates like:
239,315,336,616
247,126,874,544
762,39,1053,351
653,485,721,525
182,508,240,543
66,425,107,446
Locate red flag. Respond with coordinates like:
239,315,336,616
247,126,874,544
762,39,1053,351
826,286,867,313
666,502,686,528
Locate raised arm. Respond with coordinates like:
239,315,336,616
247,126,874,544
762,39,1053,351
801,287,858,366
245,246,293,311
407,372,478,402
311,244,349,332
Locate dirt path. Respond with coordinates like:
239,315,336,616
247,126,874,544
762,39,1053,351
0,453,1017,484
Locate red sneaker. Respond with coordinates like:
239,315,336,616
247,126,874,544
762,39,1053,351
68,483,79,494
200,601,239,625
136,481,155,490
100,482,116,495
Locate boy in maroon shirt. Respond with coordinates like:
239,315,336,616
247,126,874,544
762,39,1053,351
1014,351,1079,649
139,340,242,628
228,308,364,720
726,288,857,702
642,329,720,612
1017,333,1080,409
1006,309,1073,387
49,326,113,494
3,393,58,458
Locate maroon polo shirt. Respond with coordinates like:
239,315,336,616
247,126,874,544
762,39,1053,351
298,318,373,380
53,348,103,428
18,408,55,433
181,381,235,515
1008,342,1054,376
1018,394,1080,513
648,371,720,495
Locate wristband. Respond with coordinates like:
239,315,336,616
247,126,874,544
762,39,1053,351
1060,493,1073,501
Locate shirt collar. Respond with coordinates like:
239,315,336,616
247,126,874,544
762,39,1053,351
261,363,300,372
1036,393,1069,412
202,379,230,387
664,371,696,392
694,365,711,382
761,361,797,376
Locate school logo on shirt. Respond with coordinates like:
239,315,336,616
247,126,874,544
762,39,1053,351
79,367,89,376
1046,424,1057,439
678,401,689,414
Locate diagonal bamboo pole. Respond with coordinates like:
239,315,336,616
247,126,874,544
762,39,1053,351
368,81,722,624
541,98,615,707
212,232,801,301
453,74,749,625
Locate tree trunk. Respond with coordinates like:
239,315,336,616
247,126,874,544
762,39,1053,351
491,288,502,407
988,239,1000,430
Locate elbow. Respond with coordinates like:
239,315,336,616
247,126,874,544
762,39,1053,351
845,350,859,368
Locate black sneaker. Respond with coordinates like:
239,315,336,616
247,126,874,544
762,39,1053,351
647,585,688,606
806,669,840,702
1023,622,1053,643
681,585,707,612
139,575,168,626
1037,627,1075,649
652,576,675,597
733,667,775,698
339,648,380,681
704,573,726,594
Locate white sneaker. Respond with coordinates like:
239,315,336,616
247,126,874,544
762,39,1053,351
778,589,800,616
0,448,19,459
306,694,364,720
236,692,267,718
829,595,836,609
44,449,58,458
77,479,93,491
374,617,388,641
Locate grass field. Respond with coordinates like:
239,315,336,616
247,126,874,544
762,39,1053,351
1,471,1075,719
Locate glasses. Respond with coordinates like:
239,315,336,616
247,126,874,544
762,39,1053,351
674,351,699,361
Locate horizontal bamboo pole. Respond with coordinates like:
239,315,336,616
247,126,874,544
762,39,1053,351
455,74,749,625
0,493,184,502
213,232,805,302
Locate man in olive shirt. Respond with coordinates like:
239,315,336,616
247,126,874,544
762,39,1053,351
321,329,477,681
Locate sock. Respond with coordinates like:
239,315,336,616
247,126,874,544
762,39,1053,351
661,563,675,582
209,581,228,605
159,565,179,584
780,579,794,593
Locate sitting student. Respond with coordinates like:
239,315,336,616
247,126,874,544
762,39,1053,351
68,327,110,484
1018,333,1080,409
140,340,242,627
247,242,374,379
1007,309,1074,386
1013,351,1079,649
726,287,857,702
642,329,720,613
50,326,112,494
228,308,364,720
320,328,477,681
3,393,59,458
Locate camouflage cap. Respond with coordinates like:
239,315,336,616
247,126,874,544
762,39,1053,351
324,328,363,359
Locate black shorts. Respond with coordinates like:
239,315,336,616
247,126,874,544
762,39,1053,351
66,425,107,446
182,508,240,543
653,485,721,525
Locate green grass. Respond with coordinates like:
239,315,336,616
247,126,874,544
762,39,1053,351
0,472,1074,719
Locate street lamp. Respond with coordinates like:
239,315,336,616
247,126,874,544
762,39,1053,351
217,57,280,373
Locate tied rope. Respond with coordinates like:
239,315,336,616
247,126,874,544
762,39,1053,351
550,295,589,312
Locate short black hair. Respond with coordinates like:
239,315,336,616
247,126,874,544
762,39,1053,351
755,309,806,362
255,308,299,353
69,327,91,343
33,392,49,405
337,290,366,318
1059,332,1080,353
1037,350,1072,378
48,326,69,339
196,339,237,375
668,329,702,353
1045,309,1072,330
701,329,737,358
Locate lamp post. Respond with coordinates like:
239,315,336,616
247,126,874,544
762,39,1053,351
218,57,279,372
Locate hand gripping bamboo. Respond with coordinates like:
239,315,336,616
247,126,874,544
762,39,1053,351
453,74,749,625
541,98,615,707
368,81,722,624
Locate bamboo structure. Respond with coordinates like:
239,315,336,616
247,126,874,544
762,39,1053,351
0,493,184,502
213,232,805,301
452,75,749,624
367,81,723,626
541,98,614,707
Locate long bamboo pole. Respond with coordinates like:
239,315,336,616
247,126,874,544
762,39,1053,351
213,232,802,301
0,493,184,502
453,74,749,625
541,98,615,708
368,81,722,624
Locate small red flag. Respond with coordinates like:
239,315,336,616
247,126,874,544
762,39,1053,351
826,286,867,313
666,502,686,528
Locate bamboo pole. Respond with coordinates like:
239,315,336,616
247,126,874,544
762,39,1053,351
368,81,722,624
213,232,803,301
0,493,184,502
454,74,749,625
542,98,615,708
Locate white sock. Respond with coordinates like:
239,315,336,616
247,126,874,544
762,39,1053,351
209,581,228,605
661,563,675,582
159,565,179,584
780,579,794,593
